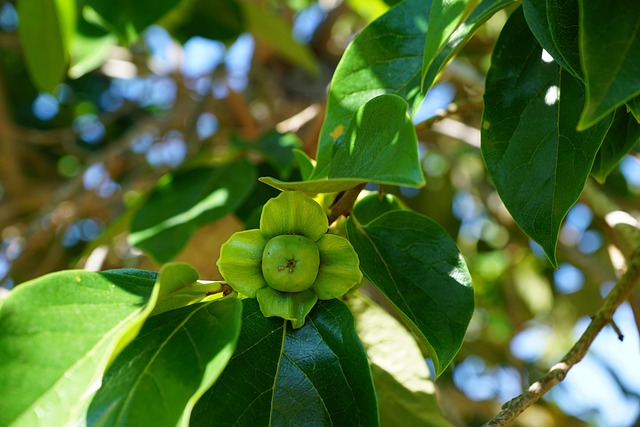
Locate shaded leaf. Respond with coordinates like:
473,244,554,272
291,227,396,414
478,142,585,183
160,0,244,42
346,210,474,376
578,0,640,129
261,95,424,193
628,96,640,124
231,131,302,180
347,294,453,427
352,192,405,225
129,160,256,263
69,12,118,79
481,8,612,266
18,0,75,92
87,298,242,427
191,299,378,426
422,0,516,92
88,0,180,42
591,108,640,183
0,270,158,426
313,0,430,177
522,0,581,79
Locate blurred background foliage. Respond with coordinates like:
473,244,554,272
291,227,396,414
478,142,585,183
0,0,639,425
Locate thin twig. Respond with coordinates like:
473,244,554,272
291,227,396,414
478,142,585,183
484,247,640,426
327,183,366,225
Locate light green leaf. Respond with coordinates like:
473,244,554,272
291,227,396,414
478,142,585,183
69,13,117,79
347,294,453,427
421,0,475,92
87,298,242,427
18,0,75,92
0,270,159,426
262,94,424,193
578,0,640,129
191,299,378,426
346,210,474,377
591,107,640,183
129,160,256,263
481,7,612,266
313,0,430,177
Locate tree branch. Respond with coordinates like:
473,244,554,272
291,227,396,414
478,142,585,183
327,183,366,225
484,180,640,426
484,247,640,426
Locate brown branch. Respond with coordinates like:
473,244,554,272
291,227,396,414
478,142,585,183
484,247,640,426
327,183,366,225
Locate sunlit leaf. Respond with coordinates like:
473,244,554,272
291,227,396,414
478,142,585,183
87,298,242,427
346,210,474,376
0,270,158,426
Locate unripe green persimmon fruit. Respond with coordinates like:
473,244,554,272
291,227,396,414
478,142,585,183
261,234,320,292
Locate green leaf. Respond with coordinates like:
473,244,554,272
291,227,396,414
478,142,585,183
346,210,474,377
231,131,302,180
0,270,158,426
628,97,640,124
129,160,256,263
522,0,582,79
87,298,242,427
69,12,117,79
578,0,640,130
88,0,180,42
18,0,75,92
239,0,319,75
422,0,516,92
160,0,245,42
352,192,405,225
191,299,378,426
591,107,640,183
261,94,425,193
481,8,612,266
421,0,475,91
347,294,453,427
313,0,430,177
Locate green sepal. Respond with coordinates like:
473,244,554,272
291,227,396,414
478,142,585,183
256,287,318,328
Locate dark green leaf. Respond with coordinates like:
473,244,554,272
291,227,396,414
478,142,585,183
628,97,640,124
481,8,612,266
129,160,256,263
352,192,405,225
191,299,378,426
346,210,474,377
422,0,516,92
18,0,74,92
578,0,640,129
87,298,242,427
591,108,640,183
231,131,302,180
522,0,581,79
261,95,424,193
87,0,180,42
0,270,158,426
160,0,244,42
347,294,453,427
313,0,430,177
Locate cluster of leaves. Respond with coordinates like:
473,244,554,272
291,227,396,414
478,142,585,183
1,0,639,426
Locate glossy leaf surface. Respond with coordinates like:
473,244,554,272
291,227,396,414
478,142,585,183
261,95,424,193
313,0,430,177
578,0,640,129
87,298,242,427
129,160,256,263
191,299,378,426
0,270,158,426
18,0,74,91
481,8,612,265
346,210,474,376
